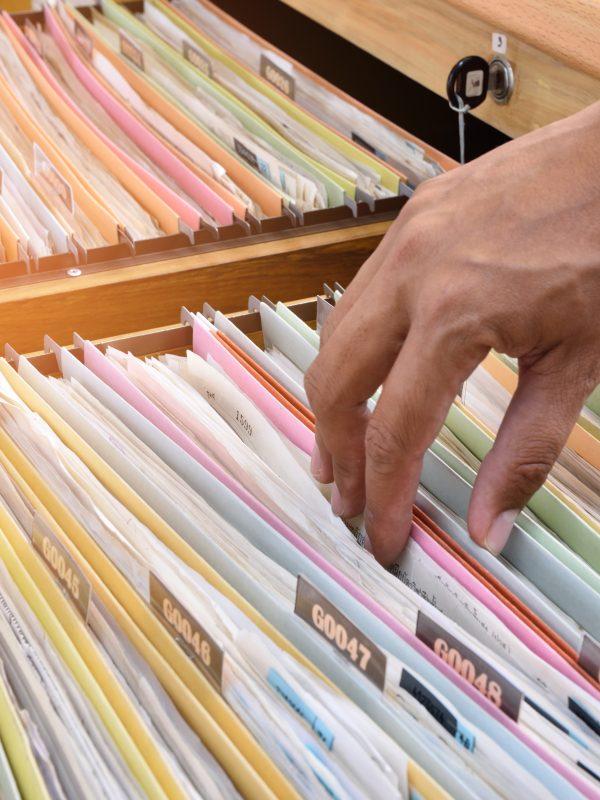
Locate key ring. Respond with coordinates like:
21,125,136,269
449,97,471,165
446,55,488,165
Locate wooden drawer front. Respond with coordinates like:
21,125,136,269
279,0,600,139
0,217,388,353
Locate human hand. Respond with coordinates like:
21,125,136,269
305,101,600,565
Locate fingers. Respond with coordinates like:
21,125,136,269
468,348,598,554
305,269,411,517
310,428,333,484
364,323,484,565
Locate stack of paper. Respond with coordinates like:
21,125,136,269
0,283,597,798
0,0,432,270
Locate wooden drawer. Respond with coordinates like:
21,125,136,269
0,215,390,353
0,0,460,353
277,0,600,139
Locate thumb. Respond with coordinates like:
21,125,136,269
468,349,597,554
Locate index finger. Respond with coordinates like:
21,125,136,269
365,323,487,564
306,267,410,518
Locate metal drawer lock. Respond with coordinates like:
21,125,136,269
446,54,516,162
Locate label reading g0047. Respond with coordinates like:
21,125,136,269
416,611,522,721
150,573,223,690
295,576,387,690
32,518,91,622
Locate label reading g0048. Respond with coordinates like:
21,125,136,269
416,611,522,721
32,518,91,622
295,576,387,690
150,573,223,690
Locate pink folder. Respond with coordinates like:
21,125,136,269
44,6,235,226
2,10,203,231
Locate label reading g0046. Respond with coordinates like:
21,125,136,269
295,576,386,690
150,573,223,690
32,518,91,622
416,611,522,721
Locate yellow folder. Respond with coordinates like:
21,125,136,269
0,360,301,799
0,495,176,798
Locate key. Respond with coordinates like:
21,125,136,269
446,56,490,164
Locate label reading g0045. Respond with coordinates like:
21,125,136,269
32,518,91,622
150,573,223,690
416,611,522,721
295,576,387,690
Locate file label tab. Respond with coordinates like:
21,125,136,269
32,517,91,622
183,41,212,77
260,54,295,99
295,576,386,690
416,611,522,721
150,573,223,690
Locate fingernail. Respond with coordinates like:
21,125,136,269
310,445,325,481
485,509,518,555
331,484,344,517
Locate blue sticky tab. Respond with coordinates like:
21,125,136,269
268,668,335,750
455,719,476,752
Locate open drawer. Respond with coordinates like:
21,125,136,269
0,0,458,352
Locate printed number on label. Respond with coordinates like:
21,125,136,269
312,604,372,670
162,597,212,667
42,536,81,600
235,409,253,437
434,637,502,706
